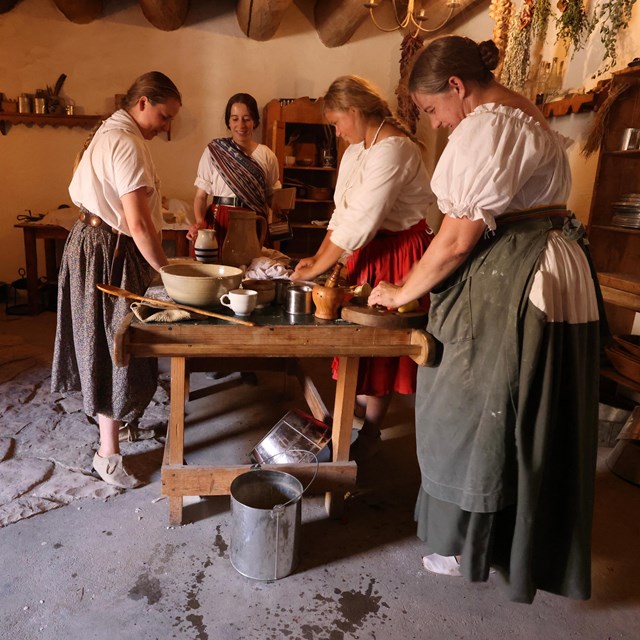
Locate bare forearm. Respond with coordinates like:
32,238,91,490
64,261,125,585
193,190,208,225
121,189,168,272
291,236,345,281
129,222,167,272
369,216,486,308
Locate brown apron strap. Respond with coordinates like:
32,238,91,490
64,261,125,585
496,204,569,226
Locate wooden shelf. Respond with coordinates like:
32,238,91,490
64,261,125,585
600,366,640,393
603,149,640,158
284,166,336,171
296,198,334,204
291,223,327,230
542,92,599,118
0,112,105,135
591,225,640,235
598,272,640,313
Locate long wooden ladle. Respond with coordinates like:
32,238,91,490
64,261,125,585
97,283,255,327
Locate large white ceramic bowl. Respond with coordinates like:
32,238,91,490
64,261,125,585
160,263,244,307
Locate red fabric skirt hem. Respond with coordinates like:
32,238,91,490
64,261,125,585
332,220,432,396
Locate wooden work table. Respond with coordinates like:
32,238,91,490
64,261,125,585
14,221,190,314
114,307,433,524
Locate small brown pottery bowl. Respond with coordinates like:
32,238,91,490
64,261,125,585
242,279,276,308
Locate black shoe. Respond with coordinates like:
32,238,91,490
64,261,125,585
241,372,258,386
205,371,230,380
349,432,382,462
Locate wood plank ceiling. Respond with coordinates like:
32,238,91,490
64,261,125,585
0,0,480,47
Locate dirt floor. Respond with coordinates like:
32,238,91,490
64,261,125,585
1,308,639,640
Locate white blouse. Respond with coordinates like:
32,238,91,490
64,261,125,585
431,103,572,230
328,136,434,254
69,109,162,236
194,142,281,197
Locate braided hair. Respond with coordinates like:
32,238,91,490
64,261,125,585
408,36,500,95
73,71,181,172
323,75,418,143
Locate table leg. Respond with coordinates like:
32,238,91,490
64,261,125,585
167,356,187,524
175,231,189,257
22,227,39,315
325,356,359,517
44,239,58,283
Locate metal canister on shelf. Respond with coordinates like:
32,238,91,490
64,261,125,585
621,128,640,151
34,97,46,114
18,94,31,114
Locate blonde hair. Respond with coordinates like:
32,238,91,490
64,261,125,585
323,75,417,142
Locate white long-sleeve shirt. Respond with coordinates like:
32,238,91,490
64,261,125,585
328,136,434,253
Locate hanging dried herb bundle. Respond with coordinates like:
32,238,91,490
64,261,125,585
501,0,535,92
594,0,638,76
531,0,552,40
396,33,424,134
581,80,630,157
489,0,515,79
555,0,595,54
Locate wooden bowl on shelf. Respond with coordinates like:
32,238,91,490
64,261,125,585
605,344,640,384
612,334,640,359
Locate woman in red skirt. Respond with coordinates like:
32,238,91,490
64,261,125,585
292,75,435,459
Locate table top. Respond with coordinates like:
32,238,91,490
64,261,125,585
115,302,427,364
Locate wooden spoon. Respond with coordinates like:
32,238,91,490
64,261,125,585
97,283,255,327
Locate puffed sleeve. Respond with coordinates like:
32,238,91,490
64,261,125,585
330,139,423,253
263,147,282,194
431,107,555,230
110,134,155,197
194,147,215,194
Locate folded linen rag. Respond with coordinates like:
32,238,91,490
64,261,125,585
245,256,292,280
130,301,191,323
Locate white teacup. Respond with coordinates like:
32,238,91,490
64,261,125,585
220,289,257,316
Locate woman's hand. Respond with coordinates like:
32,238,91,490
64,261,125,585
368,281,402,309
186,220,207,242
291,257,317,281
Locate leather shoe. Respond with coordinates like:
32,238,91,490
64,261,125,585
349,431,382,462
92,452,143,489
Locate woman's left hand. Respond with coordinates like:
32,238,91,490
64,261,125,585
186,220,207,242
291,258,317,281
368,281,402,308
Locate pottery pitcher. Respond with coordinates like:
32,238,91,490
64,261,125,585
220,209,267,269
193,228,218,263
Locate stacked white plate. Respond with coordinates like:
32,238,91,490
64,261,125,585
611,193,640,228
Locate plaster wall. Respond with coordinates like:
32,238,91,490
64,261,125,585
0,0,637,285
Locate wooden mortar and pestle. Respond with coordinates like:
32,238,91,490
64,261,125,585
312,262,348,320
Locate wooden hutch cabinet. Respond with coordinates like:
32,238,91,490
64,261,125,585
263,97,345,257
587,66,640,337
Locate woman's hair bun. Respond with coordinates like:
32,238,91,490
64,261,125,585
478,40,500,72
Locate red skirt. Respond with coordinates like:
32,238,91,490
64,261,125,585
332,219,432,396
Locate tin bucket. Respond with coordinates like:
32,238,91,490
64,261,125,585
230,451,317,581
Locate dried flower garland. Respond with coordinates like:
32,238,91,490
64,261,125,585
594,0,638,75
396,33,424,134
531,0,552,40
555,0,595,53
501,0,535,92
489,0,514,79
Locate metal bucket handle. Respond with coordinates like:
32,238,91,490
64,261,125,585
251,448,319,513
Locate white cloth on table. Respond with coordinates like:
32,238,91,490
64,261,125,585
431,103,572,231
194,143,281,197
328,136,434,254
244,248,292,280
69,109,163,236
39,205,82,230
